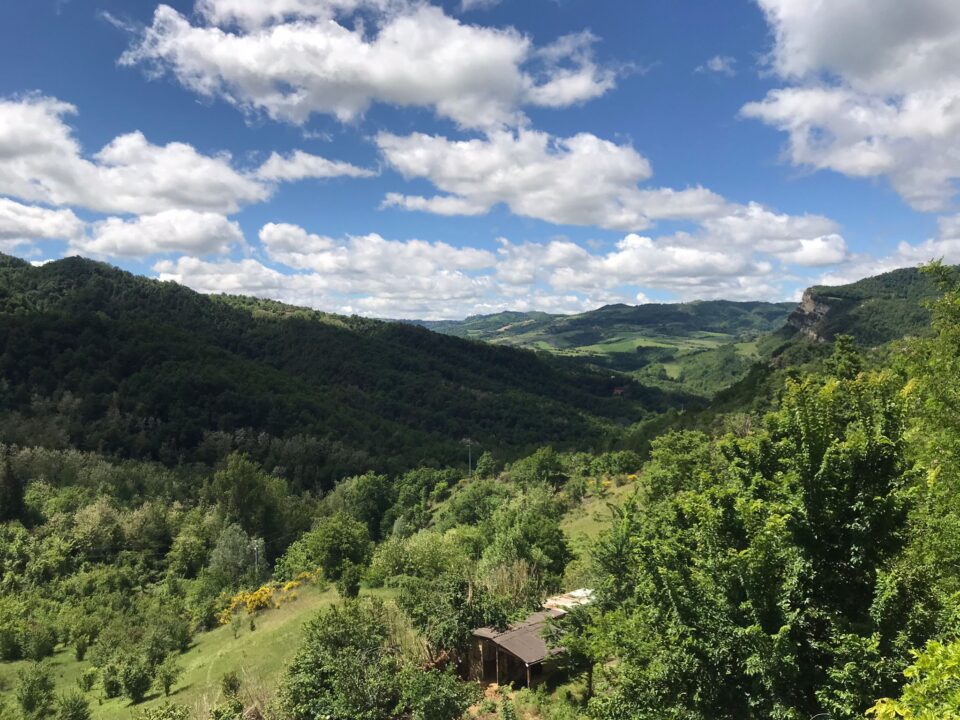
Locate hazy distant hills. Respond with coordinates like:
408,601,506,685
416,267,945,399
413,300,795,396
418,300,795,349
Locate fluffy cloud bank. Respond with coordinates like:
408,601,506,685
81,211,245,257
378,128,726,231
151,209,848,319
744,0,960,212
0,198,85,251
0,95,372,257
0,96,266,215
120,1,615,129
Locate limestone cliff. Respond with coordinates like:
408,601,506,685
785,289,833,343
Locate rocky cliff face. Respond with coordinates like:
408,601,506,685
785,289,832,343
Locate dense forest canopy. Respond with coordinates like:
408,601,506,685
0,254,692,489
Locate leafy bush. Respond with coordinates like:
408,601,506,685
868,639,960,719
399,666,480,720
20,617,57,661
15,662,55,720
121,657,154,704
335,562,362,599
155,655,182,696
101,660,123,699
133,703,191,720
54,691,91,720
274,513,371,582
77,668,98,693
508,447,567,488
367,531,470,587
220,671,242,699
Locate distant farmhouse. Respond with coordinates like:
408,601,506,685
466,589,594,688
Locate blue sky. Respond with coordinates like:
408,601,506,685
1,0,958,318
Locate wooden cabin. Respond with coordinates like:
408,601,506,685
466,589,594,688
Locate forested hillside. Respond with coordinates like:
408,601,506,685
786,266,940,345
422,270,944,404
2,261,960,720
419,301,794,345
0,254,689,488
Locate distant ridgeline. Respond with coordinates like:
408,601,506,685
785,266,941,345
415,300,796,353
416,267,946,401
0,254,695,489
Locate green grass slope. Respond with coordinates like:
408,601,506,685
0,586,400,720
417,300,794,397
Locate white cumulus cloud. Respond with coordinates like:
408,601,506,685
0,95,375,259
120,1,615,129
0,96,268,215
255,151,376,182
745,0,960,211
81,210,244,257
378,128,726,231
0,198,85,253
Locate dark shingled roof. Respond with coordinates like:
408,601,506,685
473,608,565,665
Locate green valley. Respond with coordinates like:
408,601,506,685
418,301,794,395
3,259,960,720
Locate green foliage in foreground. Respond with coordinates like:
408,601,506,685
868,639,960,719
576,265,960,720
278,598,479,720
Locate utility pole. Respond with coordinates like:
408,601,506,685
462,437,474,477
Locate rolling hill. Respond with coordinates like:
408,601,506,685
419,268,946,401
416,301,795,394
0,254,696,490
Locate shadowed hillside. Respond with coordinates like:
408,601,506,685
0,254,694,489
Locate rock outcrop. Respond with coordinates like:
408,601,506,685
785,289,832,343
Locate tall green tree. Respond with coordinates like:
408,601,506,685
589,370,915,720
0,449,24,522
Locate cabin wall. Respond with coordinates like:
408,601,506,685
466,638,498,682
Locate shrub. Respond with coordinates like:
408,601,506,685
21,619,57,660
77,667,98,693
367,531,470,587
210,697,243,720
0,620,20,661
209,697,244,720
275,513,371,582
101,660,123,698
134,703,191,720
221,670,241,699
74,636,89,662
121,657,154,704
54,690,91,720
336,562,362,599
509,447,566,488
399,667,480,720
473,451,497,479
155,655,182,696
15,662,55,720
